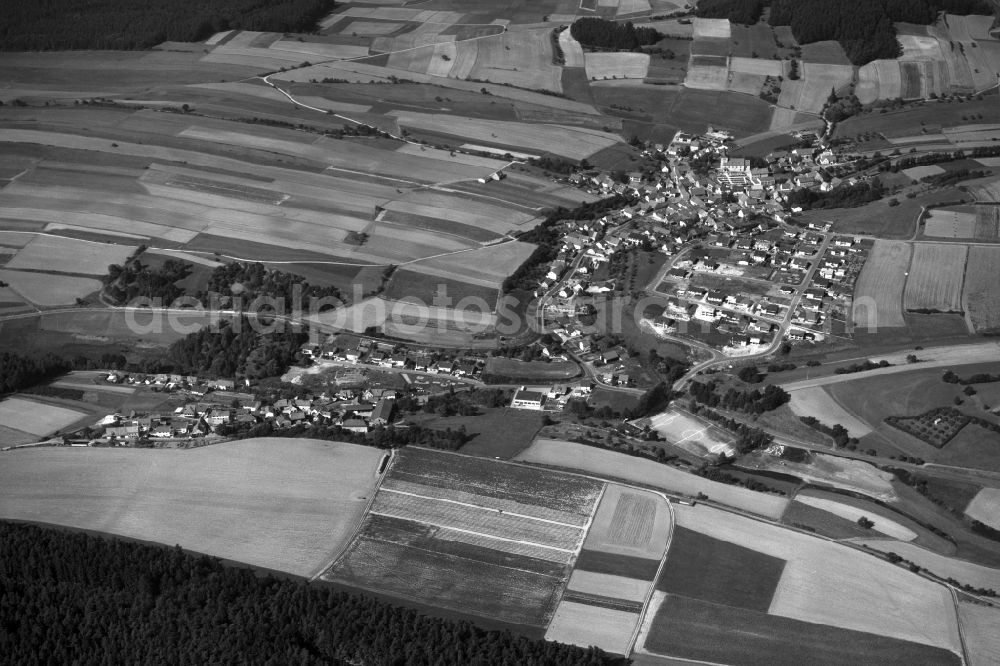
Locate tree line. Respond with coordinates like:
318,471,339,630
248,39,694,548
199,261,342,311
0,352,72,397
104,254,192,306
227,421,471,451
695,0,766,25
0,521,624,666
1,0,335,50
688,379,790,414
167,317,306,379
787,178,885,210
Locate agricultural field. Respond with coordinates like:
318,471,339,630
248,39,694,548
584,52,650,81
580,483,672,560
923,207,977,238
792,491,918,541
0,270,101,307
857,539,1000,591
383,269,500,310
965,488,1000,530
664,88,774,137
800,40,852,66
903,244,967,313
0,439,386,576
853,240,912,329
5,234,135,275
957,602,1000,666
0,396,86,438
684,55,729,90
729,22,782,59
515,438,790,519
323,447,603,628
787,386,873,437
692,18,730,40
635,503,964,665
964,245,1000,332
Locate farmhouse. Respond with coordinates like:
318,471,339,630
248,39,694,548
511,389,546,411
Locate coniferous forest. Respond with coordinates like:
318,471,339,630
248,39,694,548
0,522,623,666
0,0,335,50
570,19,662,51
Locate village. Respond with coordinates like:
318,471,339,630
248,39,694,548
535,127,872,358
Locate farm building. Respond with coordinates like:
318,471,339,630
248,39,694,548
511,389,546,411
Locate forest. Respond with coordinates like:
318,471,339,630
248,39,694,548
688,379,790,414
569,18,662,51
200,261,342,312
786,178,885,210
0,352,72,396
767,0,994,65
0,522,623,666
167,317,306,378
695,0,766,25
104,254,192,306
0,0,335,50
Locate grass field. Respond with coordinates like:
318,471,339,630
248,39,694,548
857,539,1000,591
781,499,888,539
666,88,774,136
0,270,101,306
434,408,543,459
585,52,650,80
544,600,638,655
787,386,874,437
924,207,976,238
655,525,785,611
853,240,912,329
515,439,790,519
957,602,1000,666
904,244,967,313
964,245,1000,332
801,40,852,65
383,268,499,310
0,439,385,576
793,493,917,541
581,483,671,560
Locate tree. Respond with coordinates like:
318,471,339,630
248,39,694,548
857,516,875,529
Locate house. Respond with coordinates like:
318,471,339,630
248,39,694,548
511,389,546,411
105,425,139,439
340,419,369,434
208,379,235,391
803,287,826,301
370,398,395,427
601,350,620,364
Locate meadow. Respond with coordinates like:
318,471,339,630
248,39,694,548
965,488,1000,530
852,240,911,329
903,244,968,313
0,439,386,576
964,245,1000,332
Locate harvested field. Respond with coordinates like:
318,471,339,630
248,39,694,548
585,52,650,80
965,245,1000,332
692,18,730,40
787,386,873,437
515,439,790,519
924,207,976,237
567,569,650,603
729,57,782,77
641,593,960,666
970,177,1000,202
544,600,638,655
853,240,911,329
965,488,1000,530
656,524,785,611
857,539,1000,591
469,27,562,92
957,602,1000,666
794,494,916,540
857,60,902,104
408,242,537,286
0,439,385,576
581,483,671,559
0,397,85,436
5,234,135,275
903,244,967,313
0,270,101,306
387,111,621,161
558,29,585,68
673,504,962,653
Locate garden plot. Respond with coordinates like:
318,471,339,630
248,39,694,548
903,243,967,312
787,386,873,437
673,504,962,654
0,397,85,436
387,111,621,160
544,601,638,655
793,495,916,540
964,487,1000,530
964,245,1000,331
692,18,730,39
581,483,672,559
469,27,563,92
5,235,134,276
685,55,729,90
584,52,650,80
729,57,782,77
0,270,100,307
853,240,911,328
516,439,790,519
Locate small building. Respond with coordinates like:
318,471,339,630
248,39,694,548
511,389,546,411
